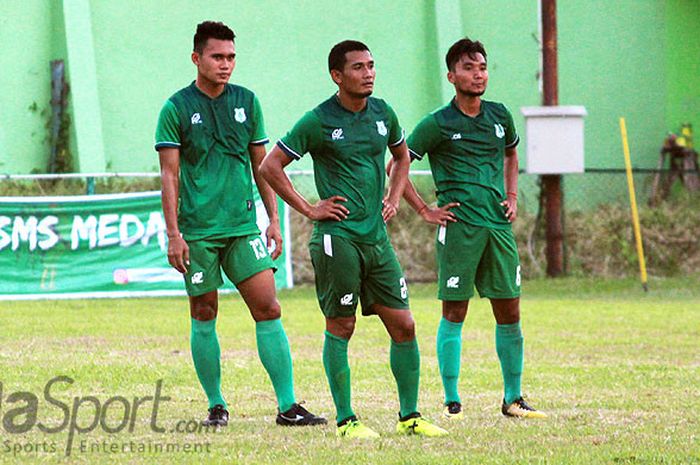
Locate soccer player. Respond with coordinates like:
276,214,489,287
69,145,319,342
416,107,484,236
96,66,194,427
154,21,325,428
260,40,448,439
388,38,547,419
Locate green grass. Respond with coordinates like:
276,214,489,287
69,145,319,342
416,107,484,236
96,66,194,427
0,276,698,464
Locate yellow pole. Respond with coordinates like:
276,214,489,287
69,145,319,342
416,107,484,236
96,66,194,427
619,118,648,291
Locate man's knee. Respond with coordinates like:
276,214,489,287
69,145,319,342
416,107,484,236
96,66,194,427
326,316,356,340
393,314,416,342
442,300,468,323
491,297,520,324
190,294,218,321
250,299,282,322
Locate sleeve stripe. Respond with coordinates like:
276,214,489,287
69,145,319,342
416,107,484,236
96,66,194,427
388,129,405,147
276,140,302,160
408,148,423,161
250,137,270,145
505,134,520,149
155,141,181,149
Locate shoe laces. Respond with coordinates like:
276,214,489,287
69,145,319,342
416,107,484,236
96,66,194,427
340,419,361,435
209,404,227,417
514,397,534,411
286,401,311,417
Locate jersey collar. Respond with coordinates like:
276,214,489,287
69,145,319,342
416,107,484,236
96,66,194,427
191,81,229,101
332,93,369,115
451,97,483,119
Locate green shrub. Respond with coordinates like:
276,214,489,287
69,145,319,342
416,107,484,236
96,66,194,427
290,188,699,283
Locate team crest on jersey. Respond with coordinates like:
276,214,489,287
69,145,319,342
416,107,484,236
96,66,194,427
191,113,202,124
494,123,505,138
234,107,247,123
331,128,344,141
376,120,387,136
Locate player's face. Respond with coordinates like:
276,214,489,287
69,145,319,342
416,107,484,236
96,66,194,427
192,39,236,86
448,52,488,97
334,50,375,98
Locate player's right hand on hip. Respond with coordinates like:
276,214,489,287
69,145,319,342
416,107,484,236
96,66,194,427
309,195,349,222
421,202,459,226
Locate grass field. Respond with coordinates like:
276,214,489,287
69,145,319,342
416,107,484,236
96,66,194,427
1,276,698,464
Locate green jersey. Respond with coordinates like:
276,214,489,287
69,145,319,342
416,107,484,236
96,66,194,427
407,99,519,229
154,82,269,240
278,95,404,243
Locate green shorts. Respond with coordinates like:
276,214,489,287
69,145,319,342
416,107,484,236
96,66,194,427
183,234,275,296
436,222,521,301
308,233,409,318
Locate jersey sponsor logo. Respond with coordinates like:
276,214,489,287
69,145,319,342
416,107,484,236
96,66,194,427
234,108,247,123
446,276,460,288
376,120,387,136
191,272,204,284
494,123,505,139
191,113,202,125
451,133,462,140
331,128,344,141
340,293,354,306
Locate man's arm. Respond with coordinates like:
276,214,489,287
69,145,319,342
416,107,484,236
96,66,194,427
385,158,458,226
158,148,189,273
382,142,411,222
260,146,349,221
249,143,283,259
501,146,519,222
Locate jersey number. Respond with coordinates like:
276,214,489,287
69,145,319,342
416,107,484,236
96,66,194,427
399,277,408,299
515,265,521,287
249,238,268,260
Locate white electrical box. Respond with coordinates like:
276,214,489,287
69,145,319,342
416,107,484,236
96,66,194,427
520,106,587,174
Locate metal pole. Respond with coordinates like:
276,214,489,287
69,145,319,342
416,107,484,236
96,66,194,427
541,0,564,276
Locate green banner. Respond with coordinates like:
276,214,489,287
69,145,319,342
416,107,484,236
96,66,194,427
0,191,292,299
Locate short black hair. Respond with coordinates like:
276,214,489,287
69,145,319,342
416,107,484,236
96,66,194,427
445,38,487,71
328,40,370,72
193,21,235,54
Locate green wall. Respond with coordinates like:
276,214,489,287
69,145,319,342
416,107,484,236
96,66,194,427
0,0,54,174
666,0,700,136
89,0,441,172
0,0,698,175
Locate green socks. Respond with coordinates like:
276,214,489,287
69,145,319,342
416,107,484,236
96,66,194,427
190,318,226,409
495,322,524,404
324,333,421,422
323,331,355,424
436,317,463,404
256,318,296,413
390,338,420,418
191,318,297,412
